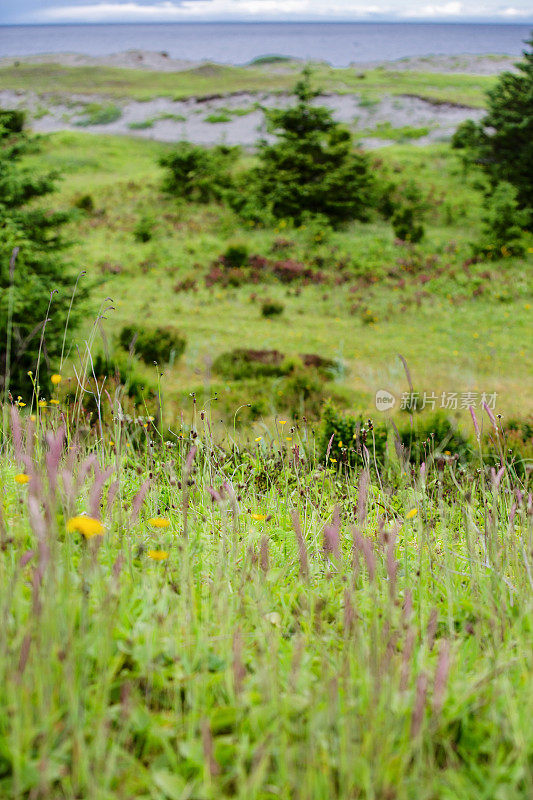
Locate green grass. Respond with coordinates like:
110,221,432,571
205,113,233,124
21,131,532,426
0,62,495,107
128,113,187,130
359,122,432,141
0,398,532,798
75,102,122,126
0,62,292,101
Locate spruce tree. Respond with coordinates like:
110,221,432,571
0,111,84,400
452,35,533,225
248,69,376,226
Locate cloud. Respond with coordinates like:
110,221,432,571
500,6,530,15
34,0,533,22
39,1,388,21
400,1,463,17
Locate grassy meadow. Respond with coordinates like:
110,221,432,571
1,57,533,800
19,129,533,432
0,61,495,106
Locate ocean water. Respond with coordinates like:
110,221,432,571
0,22,531,67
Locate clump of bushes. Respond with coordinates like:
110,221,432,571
90,352,155,409
133,214,155,243
0,108,25,135
212,348,340,383
319,403,472,468
399,411,471,464
212,349,286,380
119,324,186,365
474,182,528,260
392,205,425,243
319,401,388,467
485,417,533,480
222,242,249,268
73,193,94,213
159,141,239,203
261,300,284,318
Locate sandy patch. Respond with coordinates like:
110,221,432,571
0,86,483,148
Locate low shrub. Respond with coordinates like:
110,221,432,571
485,417,533,480
222,243,249,269
474,182,528,260
0,108,25,135
73,193,94,213
261,300,284,317
160,141,239,203
212,349,286,380
119,324,186,365
392,205,425,243
398,411,471,464
133,214,155,243
90,352,154,408
318,400,388,467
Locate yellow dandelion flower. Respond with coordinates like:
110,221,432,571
51,374,62,385
338,441,343,448
14,474,30,485
251,513,267,522
109,440,115,446
149,517,170,528
30,414,36,422
38,400,47,408
279,420,287,425
473,333,479,339
285,437,292,442
50,399,60,406
17,401,26,407
255,436,262,442
406,508,418,520
67,516,104,539
330,458,337,463
148,550,168,561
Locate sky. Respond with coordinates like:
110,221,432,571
1,0,532,24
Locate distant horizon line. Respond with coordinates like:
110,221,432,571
2,20,533,26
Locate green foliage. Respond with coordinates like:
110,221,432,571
160,141,239,204
452,37,533,225
363,121,431,142
391,204,425,243
486,417,533,477
204,112,232,124
212,348,287,380
0,112,85,396
398,411,471,464
238,69,376,226
133,214,155,243
261,299,284,317
90,351,155,408
0,108,25,136
119,324,186,365
222,242,249,268
475,181,528,259
318,400,388,466
73,193,94,213
75,103,122,126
